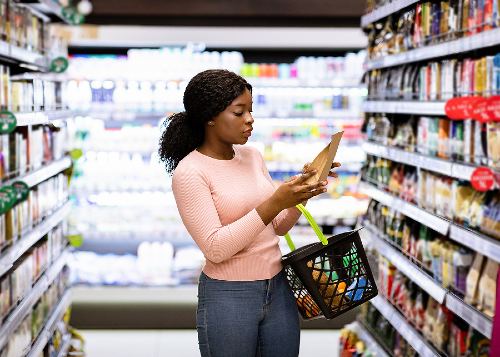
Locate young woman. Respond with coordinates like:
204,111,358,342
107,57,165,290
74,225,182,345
159,69,340,357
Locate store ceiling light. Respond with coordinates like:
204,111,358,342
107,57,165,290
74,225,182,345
77,0,93,15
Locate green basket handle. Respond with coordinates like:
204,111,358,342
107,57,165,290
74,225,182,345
284,203,328,251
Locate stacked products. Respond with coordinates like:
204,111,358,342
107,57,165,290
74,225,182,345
0,223,68,321
0,124,69,179
363,156,500,239
364,114,499,168
366,53,500,100
377,257,492,355
1,267,69,357
0,173,69,251
366,0,500,60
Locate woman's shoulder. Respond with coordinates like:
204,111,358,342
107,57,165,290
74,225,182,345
237,145,263,161
173,151,205,179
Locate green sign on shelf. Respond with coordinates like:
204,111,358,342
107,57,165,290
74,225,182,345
12,181,29,202
50,56,69,73
0,111,17,134
61,6,85,25
0,187,16,212
70,148,83,160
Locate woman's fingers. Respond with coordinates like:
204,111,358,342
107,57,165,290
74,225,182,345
331,162,341,168
328,171,339,178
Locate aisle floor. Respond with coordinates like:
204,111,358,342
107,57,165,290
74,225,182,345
81,329,340,357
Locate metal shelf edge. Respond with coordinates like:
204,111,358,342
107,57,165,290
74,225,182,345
25,290,72,357
363,101,446,115
446,293,492,338
0,251,69,351
371,295,440,357
0,201,72,277
352,321,391,357
361,0,420,27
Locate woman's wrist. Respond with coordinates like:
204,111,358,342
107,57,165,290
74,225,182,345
256,195,283,225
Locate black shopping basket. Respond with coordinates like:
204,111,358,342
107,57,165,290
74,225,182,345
282,204,378,320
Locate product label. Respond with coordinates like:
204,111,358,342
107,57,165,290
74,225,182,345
445,96,482,119
12,181,29,202
0,111,17,134
50,57,69,74
470,167,496,191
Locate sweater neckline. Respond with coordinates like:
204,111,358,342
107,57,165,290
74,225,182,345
193,146,241,165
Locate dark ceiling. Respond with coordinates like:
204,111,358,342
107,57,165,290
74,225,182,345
85,0,367,27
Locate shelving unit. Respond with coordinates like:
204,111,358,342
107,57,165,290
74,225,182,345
15,110,74,126
364,223,493,338
370,295,441,357
350,321,391,357
0,201,72,278
359,2,500,352
363,100,446,115
361,0,420,27
360,182,500,264
55,334,72,357
0,251,69,352
365,27,500,70
359,182,449,235
26,290,72,357
362,142,493,181
21,0,72,23
5,157,72,188
0,40,49,72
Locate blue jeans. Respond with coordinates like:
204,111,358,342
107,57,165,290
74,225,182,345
197,270,300,357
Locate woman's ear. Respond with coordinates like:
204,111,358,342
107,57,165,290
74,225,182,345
207,121,215,126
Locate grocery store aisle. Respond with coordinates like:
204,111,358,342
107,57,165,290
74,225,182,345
82,329,340,357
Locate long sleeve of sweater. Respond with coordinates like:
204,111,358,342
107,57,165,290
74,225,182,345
258,153,302,236
172,163,267,264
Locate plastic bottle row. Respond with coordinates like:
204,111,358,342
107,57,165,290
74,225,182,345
68,49,366,83
0,124,68,181
365,114,500,169
362,156,499,240
366,53,500,100
367,0,500,60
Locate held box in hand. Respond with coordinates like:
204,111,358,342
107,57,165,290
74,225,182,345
303,131,343,185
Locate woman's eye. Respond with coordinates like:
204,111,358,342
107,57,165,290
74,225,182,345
234,112,244,116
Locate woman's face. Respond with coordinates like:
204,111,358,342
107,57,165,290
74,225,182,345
210,88,254,145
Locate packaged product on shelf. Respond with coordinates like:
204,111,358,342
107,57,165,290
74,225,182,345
487,121,500,169
0,273,10,319
11,253,34,304
477,259,498,317
465,253,485,306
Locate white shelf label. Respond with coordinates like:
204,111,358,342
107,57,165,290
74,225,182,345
446,294,492,338
449,225,500,263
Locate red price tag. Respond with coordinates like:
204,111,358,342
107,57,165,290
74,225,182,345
445,96,482,119
486,96,500,122
472,97,491,123
470,167,496,192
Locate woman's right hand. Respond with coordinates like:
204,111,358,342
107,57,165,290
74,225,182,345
271,169,327,211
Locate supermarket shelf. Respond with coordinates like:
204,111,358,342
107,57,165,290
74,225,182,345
26,290,72,357
449,224,500,264
446,293,492,338
366,223,446,303
0,201,72,278
365,28,500,70
5,157,72,188
359,182,449,235
1,42,49,72
72,285,198,305
361,0,419,27
351,321,390,357
360,181,500,262
55,334,72,357
0,251,69,351
21,0,71,23
15,110,74,126
365,222,493,338
363,100,446,115
248,78,363,88
370,295,440,357
362,142,496,180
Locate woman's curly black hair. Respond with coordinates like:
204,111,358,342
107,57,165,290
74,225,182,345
159,69,252,174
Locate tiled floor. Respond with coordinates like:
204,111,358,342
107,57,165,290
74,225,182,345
82,329,340,357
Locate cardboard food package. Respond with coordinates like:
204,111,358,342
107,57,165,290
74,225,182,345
303,131,344,185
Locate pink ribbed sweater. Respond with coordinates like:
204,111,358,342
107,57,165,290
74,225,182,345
172,145,301,281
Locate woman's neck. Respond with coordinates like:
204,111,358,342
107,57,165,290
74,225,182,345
197,143,235,160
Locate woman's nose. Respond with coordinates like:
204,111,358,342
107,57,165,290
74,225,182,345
246,113,254,124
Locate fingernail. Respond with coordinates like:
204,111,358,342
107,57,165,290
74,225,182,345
323,180,328,185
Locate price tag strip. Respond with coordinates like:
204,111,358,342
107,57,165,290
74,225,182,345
446,293,492,338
